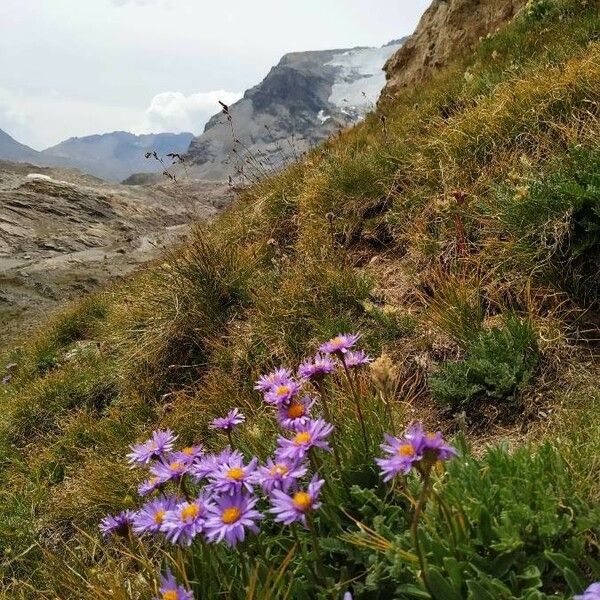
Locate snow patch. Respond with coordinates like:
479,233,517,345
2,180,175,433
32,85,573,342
326,43,403,121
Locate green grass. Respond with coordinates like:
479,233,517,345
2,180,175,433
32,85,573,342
0,2,599,597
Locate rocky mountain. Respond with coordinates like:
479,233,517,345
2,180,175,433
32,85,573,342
40,131,194,183
0,128,45,165
0,160,231,343
380,0,528,100
186,41,406,181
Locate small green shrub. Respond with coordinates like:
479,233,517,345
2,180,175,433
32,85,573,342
524,0,561,23
351,441,600,599
429,316,539,410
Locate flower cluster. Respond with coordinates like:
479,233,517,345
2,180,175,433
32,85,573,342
376,422,457,481
101,333,447,599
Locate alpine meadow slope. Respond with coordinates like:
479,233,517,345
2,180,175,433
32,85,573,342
0,1,599,599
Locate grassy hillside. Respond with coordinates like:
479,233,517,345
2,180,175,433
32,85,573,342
1,1,599,598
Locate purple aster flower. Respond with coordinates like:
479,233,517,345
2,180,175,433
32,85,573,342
210,408,245,432
254,367,293,392
207,455,258,495
99,510,135,537
575,583,600,600
127,429,177,466
190,448,242,483
138,476,163,497
204,492,263,547
162,494,211,546
410,422,458,463
250,457,307,494
276,418,333,462
298,354,336,381
169,445,204,464
264,377,302,406
277,395,315,430
319,333,361,356
375,433,423,482
344,350,372,368
133,495,177,535
269,474,324,527
153,570,194,600
150,456,191,484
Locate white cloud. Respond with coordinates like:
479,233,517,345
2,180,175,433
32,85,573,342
136,90,243,135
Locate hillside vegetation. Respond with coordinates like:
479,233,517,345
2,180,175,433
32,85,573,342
1,1,599,598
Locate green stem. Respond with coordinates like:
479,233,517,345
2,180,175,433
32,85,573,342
341,357,369,453
315,380,342,472
307,513,325,583
226,429,234,449
411,469,433,595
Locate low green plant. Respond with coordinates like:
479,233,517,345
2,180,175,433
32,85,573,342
429,316,539,410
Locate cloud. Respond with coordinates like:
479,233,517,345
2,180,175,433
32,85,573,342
136,90,243,135
111,0,173,7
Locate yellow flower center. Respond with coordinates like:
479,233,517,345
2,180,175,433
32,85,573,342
180,503,200,521
292,491,312,511
293,431,311,445
269,463,289,476
275,384,291,397
287,403,305,419
169,461,184,472
163,591,178,600
153,510,166,525
398,443,415,457
227,467,245,480
182,447,195,455
221,507,242,524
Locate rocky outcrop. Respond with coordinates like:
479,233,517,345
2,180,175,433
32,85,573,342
186,42,405,181
0,160,231,343
380,0,528,101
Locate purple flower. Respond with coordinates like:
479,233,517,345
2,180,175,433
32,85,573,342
99,510,135,537
190,448,242,482
210,408,245,432
344,350,372,368
162,494,211,546
575,583,600,600
319,333,361,356
207,455,258,495
127,429,177,466
133,495,177,535
375,433,422,481
153,570,194,600
276,418,333,462
138,476,163,497
264,377,302,406
413,424,458,463
169,445,204,464
269,475,324,527
204,492,263,547
277,396,315,430
254,368,293,392
150,456,191,484
298,354,336,381
375,423,457,481
250,457,307,494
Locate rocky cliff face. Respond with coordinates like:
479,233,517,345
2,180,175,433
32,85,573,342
0,160,231,343
186,43,405,181
380,0,528,100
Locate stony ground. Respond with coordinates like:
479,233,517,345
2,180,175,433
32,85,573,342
0,160,232,345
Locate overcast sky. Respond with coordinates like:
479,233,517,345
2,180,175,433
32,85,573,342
0,0,430,150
